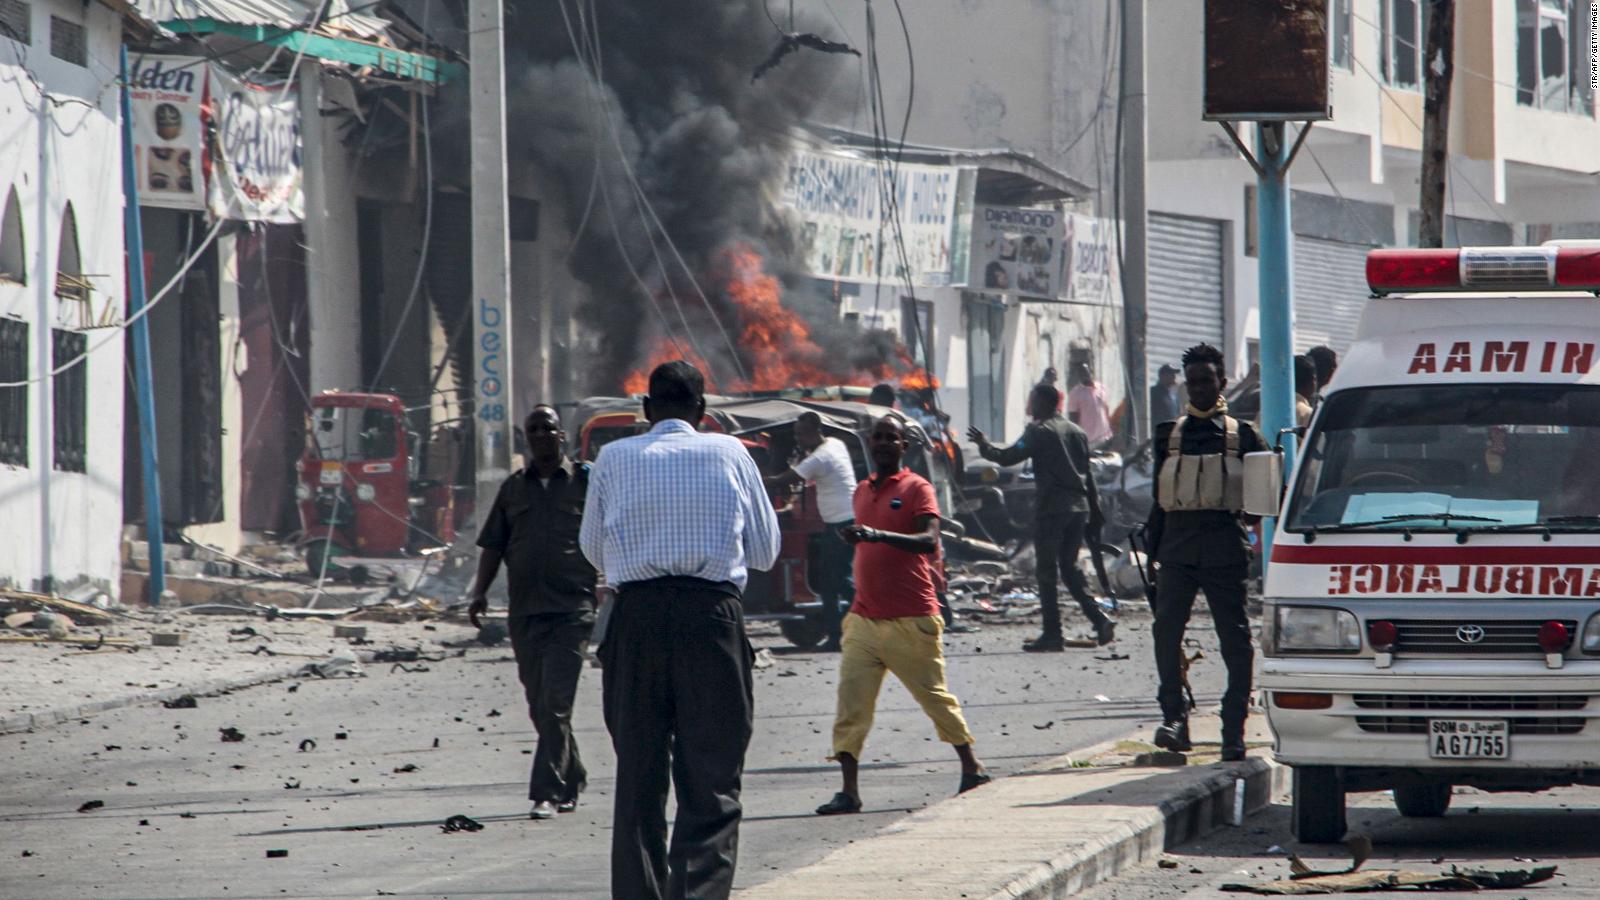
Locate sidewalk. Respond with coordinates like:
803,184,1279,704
742,715,1287,899
0,613,482,735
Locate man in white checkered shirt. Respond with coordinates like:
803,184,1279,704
580,360,780,900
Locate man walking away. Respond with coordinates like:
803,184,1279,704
1149,363,1183,426
969,384,1115,652
1146,343,1266,763
766,411,857,651
469,405,594,821
1067,362,1114,447
816,416,990,816
579,361,781,900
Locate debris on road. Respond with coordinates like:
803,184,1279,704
76,800,104,813
298,739,316,752
162,696,198,709
265,849,289,859
219,727,246,742
441,814,484,833
296,652,364,679
393,764,418,773
1221,865,1558,894
150,631,186,647
753,648,775,669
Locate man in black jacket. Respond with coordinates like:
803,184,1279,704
969,384,1115,652
1146,344,1265,762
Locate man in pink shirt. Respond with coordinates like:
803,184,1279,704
1067,362,1113,447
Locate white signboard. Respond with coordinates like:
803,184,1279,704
783,149,957,287
208,67,303,223
1061,214,1119,304
969,205,1064,299
129,55,208,211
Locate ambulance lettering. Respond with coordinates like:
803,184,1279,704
1327,564,1600,596
1407,340,1595,375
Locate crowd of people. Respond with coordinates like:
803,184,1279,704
468,342,1298,898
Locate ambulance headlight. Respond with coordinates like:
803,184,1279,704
355,483,376,502
1581,614,1600,653
295,483,311,501
1275,607,1361,653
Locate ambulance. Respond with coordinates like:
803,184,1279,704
1245,244,1600,842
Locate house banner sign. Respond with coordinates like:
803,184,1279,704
207,67,304,223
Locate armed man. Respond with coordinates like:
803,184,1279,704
1146,343,1266,762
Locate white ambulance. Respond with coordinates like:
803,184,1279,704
1247,244,1600,842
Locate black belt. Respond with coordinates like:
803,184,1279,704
617,575,741,599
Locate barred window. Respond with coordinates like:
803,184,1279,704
48,15,83,67
51,328,85,472
0,0,30,45
0,318,27,468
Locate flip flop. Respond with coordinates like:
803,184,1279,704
958,770,993,794
815,792,862,815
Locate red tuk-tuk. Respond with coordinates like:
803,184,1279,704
295,391,471,574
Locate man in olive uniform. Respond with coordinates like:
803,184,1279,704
1147,344,1265,762
969,383,1115,651
470,405,596,819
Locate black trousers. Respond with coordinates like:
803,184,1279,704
808,521,854,642
1152,562,1254,740
601,581,755,900
509,611,592,803
1035,512,1110,638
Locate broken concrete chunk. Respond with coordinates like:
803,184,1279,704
219,727,246,743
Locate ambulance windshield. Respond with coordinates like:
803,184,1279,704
1286,384,1600,532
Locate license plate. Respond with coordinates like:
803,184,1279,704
319,462,343,485
1428,719,1508,759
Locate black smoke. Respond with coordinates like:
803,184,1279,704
489,0,881,391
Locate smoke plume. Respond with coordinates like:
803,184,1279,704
497,0,882,392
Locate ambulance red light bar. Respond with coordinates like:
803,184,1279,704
1367,247,1600,295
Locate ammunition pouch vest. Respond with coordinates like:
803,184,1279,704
1157,415,1244,513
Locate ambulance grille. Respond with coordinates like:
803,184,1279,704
1352,694,1588,712
1389,619,1577,654
1356,717,1585,736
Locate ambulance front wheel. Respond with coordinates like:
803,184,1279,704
1393,782,1452,818
1291,766,1347,843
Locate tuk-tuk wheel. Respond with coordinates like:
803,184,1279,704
303,539,346,579
780,616,826,649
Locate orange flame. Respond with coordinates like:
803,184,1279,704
620,247,938,394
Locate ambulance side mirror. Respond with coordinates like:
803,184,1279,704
1243,451,1283,517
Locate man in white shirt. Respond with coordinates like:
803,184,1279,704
767,411,858,651
579,361,781,900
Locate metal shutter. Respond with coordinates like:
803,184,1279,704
1147,213,1225,382
1292,236,1370,356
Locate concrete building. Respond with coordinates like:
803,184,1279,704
0,0,137,597
1147,0,1600,380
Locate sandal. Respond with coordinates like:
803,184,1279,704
958,770,993,794
815,792,862,815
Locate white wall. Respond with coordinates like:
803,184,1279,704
0,0,126,596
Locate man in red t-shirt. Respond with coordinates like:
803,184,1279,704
815,417,991,815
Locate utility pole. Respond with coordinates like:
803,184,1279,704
469,0,515,523
1254,122,1296,554
1121,0,1150,442
1417,0,1456,248
119,46,166,603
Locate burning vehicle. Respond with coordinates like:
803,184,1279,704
571,394,957,647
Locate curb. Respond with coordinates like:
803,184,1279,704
0,661,311,736
990,756,1289,899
